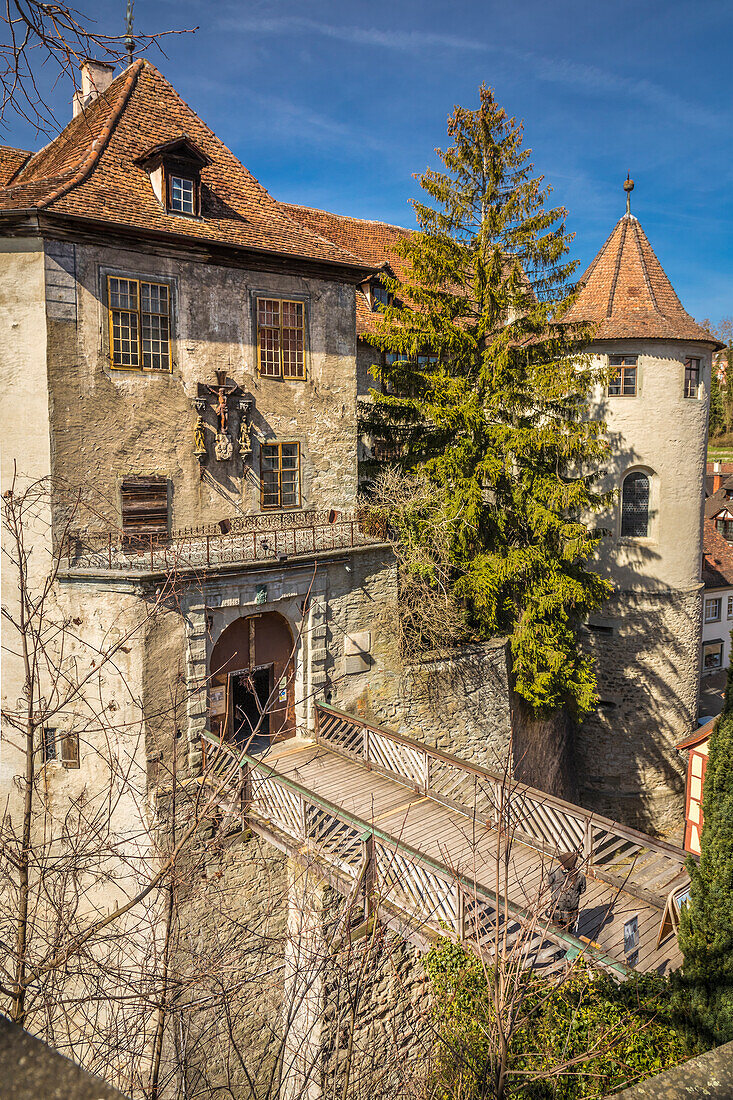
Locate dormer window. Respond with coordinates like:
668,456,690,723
135,135,211,219
169,174,196,215
371,280,391,311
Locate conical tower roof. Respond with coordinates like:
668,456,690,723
565,211,720,346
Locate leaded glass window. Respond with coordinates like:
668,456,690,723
621,471,650,537
261,442,301,509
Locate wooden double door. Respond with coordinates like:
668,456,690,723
209,612,295,750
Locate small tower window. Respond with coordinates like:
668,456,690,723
684,357,701,398
608,355,638,396
621,471,650,538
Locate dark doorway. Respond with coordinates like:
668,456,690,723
232,667,271,752
209,611,296,751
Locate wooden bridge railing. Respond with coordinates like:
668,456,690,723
314,703,689,906
200,733,630,979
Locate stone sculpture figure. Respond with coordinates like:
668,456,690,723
214,431,234,462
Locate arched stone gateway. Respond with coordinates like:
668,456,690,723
209,611,295,749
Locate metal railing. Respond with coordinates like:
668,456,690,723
314,703,690,907
64,510,387,573
200,733,630,978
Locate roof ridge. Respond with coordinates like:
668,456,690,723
630,218,660,314
37,59,143,210
138,62,274,211
606,217,628,318
281,201,411,234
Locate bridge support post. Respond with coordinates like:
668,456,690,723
281,857,326,1100
361,831,375,919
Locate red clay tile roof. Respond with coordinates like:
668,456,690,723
280,203,412,335
0,61,373,275
703,519,733,587
0,146,31,186
565,214,722,348
676,718,715,751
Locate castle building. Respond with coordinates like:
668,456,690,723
0,57,719,1089
0,59,717,845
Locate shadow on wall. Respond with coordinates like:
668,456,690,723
579,591,698,835
351,639,513,770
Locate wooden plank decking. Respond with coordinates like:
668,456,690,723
260,736,683,975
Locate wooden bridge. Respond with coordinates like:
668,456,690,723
202,703,691,978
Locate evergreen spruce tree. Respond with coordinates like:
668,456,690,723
675,673,733,1044
364,86,613,793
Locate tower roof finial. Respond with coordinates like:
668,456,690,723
125,0,135,64
624,172,634,217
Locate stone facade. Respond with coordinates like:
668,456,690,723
46,239,359,532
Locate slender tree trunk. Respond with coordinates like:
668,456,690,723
510,692,578,803
12,533,35,1026
149,728,178,1100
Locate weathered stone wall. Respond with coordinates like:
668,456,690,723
320,891,431,1100
44,238,359,533
169,828,290,1098
324,549,512,769
578,587,701,837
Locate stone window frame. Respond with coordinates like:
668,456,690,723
98,265,178,375
704,596,723,624
618,465,657,543
251,289,311,382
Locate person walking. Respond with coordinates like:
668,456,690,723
546,851,586,932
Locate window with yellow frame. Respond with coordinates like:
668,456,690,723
260,443,301,509
108,276,172,371
257,297,305,379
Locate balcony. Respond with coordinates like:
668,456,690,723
62,509,388,576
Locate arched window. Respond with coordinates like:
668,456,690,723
621,471,650,537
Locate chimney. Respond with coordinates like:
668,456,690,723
72,60,115,118
713,461,723,494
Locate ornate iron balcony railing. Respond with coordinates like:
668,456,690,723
64,509,388,573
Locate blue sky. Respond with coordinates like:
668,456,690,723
5,0,732,324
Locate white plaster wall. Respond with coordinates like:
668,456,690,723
587,339,711,594
0,241,52,807
702,585,733,673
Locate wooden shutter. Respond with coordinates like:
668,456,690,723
60,731,80,769
120,477,169,540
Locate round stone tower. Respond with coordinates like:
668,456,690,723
565,183,723,836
